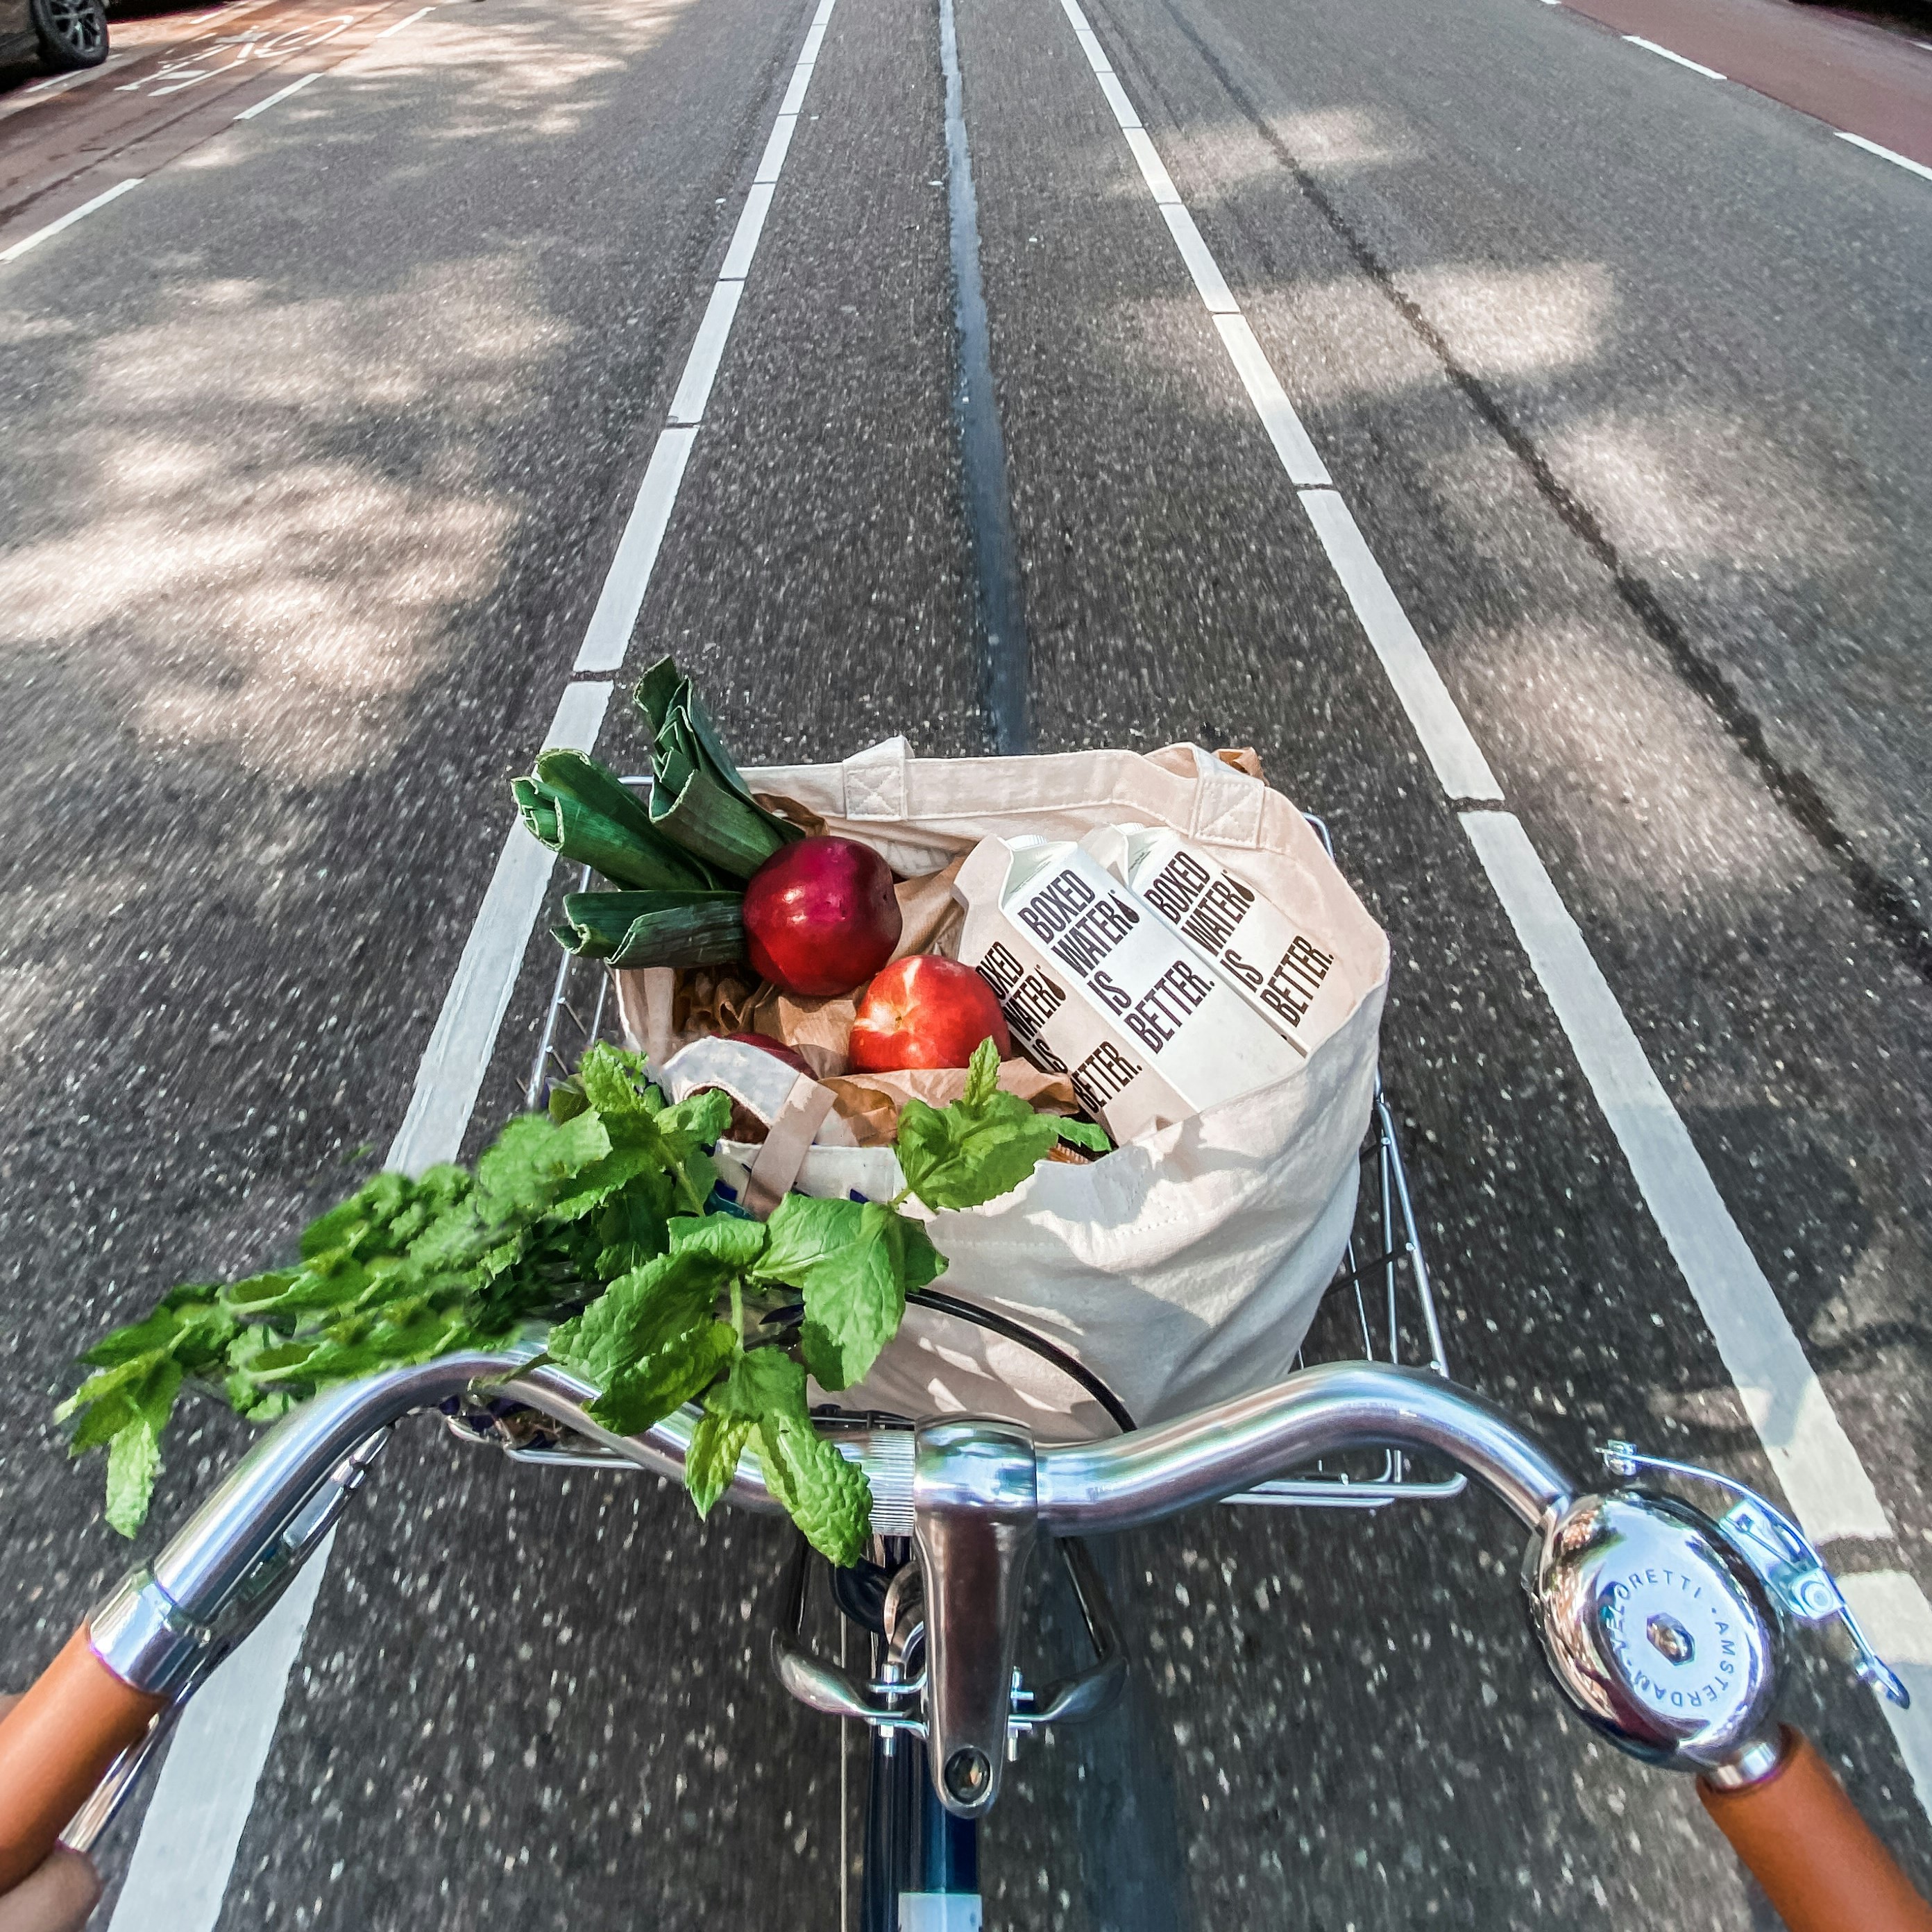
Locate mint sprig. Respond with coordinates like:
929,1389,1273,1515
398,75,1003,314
895,1037,1110,1210
58,1035,1108,1565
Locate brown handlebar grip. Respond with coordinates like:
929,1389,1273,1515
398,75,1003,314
0,1626,165,1892
1700,1726,1932,1932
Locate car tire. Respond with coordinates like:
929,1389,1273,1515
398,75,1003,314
31,0,108,70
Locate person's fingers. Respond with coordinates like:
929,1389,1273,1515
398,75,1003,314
0,1846,102,1932
0,1696,17,1721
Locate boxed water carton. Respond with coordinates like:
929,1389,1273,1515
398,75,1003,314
1081,825,1356,1058
952,835,1301,1143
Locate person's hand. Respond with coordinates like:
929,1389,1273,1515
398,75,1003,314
0,1699,101,1932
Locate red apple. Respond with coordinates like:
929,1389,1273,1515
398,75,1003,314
743,836,902,997
848,956,1011,1073
722,1031,813,1078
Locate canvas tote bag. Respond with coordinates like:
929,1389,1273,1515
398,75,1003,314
692,738,1391,1441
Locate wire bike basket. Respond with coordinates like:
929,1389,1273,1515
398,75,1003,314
475,810,1462,1512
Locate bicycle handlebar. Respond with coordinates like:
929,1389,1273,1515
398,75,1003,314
0,1632,162,1891
2,1353,1927,1927
1700,1729,1932,1932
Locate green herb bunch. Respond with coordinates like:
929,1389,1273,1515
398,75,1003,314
58,1039,1105,1564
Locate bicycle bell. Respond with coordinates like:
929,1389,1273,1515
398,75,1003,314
1524,1487,1779,1772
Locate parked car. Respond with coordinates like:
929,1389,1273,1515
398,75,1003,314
0,0,108,71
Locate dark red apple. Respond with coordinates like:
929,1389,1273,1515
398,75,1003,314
848,956,1011,1073
743,836,901,997
722,1031,813,1078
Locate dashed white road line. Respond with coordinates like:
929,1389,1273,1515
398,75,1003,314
105,3,842,1923
1053,0,1932,1806
0,177,141,264
1623,33,1725,80
371,2,434,37
1838,131,1932,183
573,0,832,673
232,67,321,119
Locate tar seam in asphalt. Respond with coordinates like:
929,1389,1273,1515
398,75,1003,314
940,0,1032,754
1140,0,1932,988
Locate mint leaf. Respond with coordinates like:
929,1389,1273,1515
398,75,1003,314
577,1042,656,1121
473,1110,613,1220
895,1087,1058,1212
686,1409,756,1520
550,1248,728,1389
76,1283,231,1371
298,1171,411,1260
668,1214,769,1271
239,1302,479,1389
105,1416,162,1539
100,1358,183,1537
589,1319,736,1437
687,1375,759,1518
591,1180,672,1282
961,1035,1001,1108
710,1348,869,1566
760,1199,935,1391
1053,1117,1112,1153
752,1194,863,1287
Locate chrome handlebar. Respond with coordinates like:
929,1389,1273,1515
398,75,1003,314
78,1350,1898,1829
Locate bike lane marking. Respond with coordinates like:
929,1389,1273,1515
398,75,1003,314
101,3,844,1924
0,0,437,253
1053,0,1932,1808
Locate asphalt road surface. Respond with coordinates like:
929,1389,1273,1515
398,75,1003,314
1,0,1929,1924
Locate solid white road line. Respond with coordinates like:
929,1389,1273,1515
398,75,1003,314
232,69,321,119
1459,812,1888,1543
719,180,777,279
1623,35,1726,80
0,178,141,263
1160,203,1239,313
1299,490,1500,797
1837,131,1932,184
756,112,799,184
667,278,747,426
1057,0,1932,1807
1123,125,1179,203
1213,313,1331,487
110,7,846,1918
779,61,814,117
